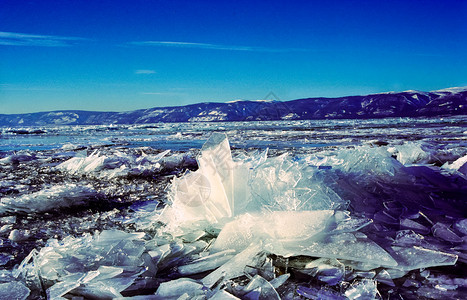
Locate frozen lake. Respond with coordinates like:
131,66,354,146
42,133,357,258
0,116,466,299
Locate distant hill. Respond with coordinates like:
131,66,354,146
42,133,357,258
1,87,466,126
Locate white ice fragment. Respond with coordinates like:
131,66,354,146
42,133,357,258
442,153,467,175
8,229,29,242
344,279,379,300
332,146,405,176
72,282,123,299
56,149,171,178
375,269,395,286
178,249,237,275
0,152,36,164
161,133,345,234
389,142,431,165
211,211,335,253
211,210,395,268
269,273,290,289
19,230,147,297
249,154,345,211
47,280,81,300
299,258,345,285
154,278,205,299
390,246,458,271
0,281,30,300
0,184,97,215
209,290,241,299
0,224,13,234
202,244,263,288
243,275,280,300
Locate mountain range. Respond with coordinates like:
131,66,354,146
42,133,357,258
1,87,466,126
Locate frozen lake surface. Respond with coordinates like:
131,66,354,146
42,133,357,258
0,116,466,299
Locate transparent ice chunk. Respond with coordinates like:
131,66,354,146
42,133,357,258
211,211,335,252
334,146,405,177
242,275,280,300
56,149,171,178
18,230,147,298
209,290,241,299
154,278,205,299
344,279,379,300
0,281,30,300
178,249,237,275
442,153,467,175
211,211,395,268
202,244,263,288
390,246,458,271
269,274,290,289
389,142,430,165
0,184,97,215
161,133,345,234
299,258,345,285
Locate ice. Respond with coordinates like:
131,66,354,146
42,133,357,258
388,142,431,165
298,258,345,285
209,290,240,299
390,246,458,271
178,249,237,275
202,244,264,288
0,281,30,300
269,274,290,289
8,229,30,242
16,230,147,298
344,279,379,300
374,270,395,286
211,211,335,252
211,211,396,268
0,152,36,164
0,184,97,215
249,154,345,211
160,133,263,232
57,149,172,178
296,285,346,300
154,278,205,299
8,128,466,299
242,275,281,300
442,153,467,175
161,133,345,234
328,145,405,177
431,223,462,243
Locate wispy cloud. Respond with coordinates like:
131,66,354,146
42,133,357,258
0,31,88,47
135,69,156,74
129,41,307,53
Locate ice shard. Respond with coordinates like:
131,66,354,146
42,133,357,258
390,246,458,271
16,230,147,298
154,278,206,299
0,184,97,215
0,281,30,300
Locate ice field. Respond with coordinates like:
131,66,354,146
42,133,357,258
0,116,466,299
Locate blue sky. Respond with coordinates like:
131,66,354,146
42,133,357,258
1,0,466,114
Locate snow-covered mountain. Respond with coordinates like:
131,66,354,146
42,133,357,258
1,87,466,126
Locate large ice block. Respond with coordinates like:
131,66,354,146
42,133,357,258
161,133,345,234
211,211,396,268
